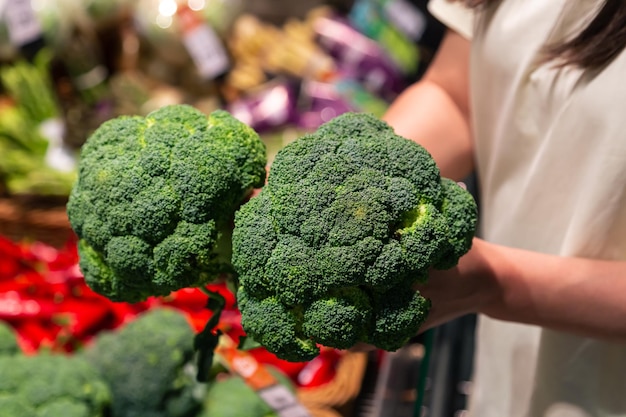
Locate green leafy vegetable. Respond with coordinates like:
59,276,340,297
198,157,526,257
66,104,267,302
232,112,478,361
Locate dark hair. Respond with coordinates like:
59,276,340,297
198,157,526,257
462,0,626,69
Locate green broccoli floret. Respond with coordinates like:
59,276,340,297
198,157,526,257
433,177,480,269
198,367,294,417
0,321,20,356
0,353,111,417
232,112,478,361
81,308,202,417
302,287,373,350
66,104,267,302
237,287,319,363
368,283,431,351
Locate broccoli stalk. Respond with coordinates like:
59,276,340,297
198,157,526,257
232,112,478,362
194,288,226,383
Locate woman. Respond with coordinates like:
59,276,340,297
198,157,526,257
383,1,626,416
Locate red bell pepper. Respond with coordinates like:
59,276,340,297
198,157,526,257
248,347,308,381
52,299,112,339
13,321,59,353
296,348,342,388
163,288,209,311
0,291,58,321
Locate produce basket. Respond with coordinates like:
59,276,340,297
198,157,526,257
0,195,74,248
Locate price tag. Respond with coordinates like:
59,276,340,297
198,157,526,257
277,405,313,417
383,0,427,41
258,385,312,417
259,385,296,411
178,6,229,80
4,0,43,47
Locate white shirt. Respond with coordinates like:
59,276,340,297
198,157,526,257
427,1,626,416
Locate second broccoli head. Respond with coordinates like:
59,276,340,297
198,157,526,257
67,105,267,303
81,308,200,417
232,112,478,362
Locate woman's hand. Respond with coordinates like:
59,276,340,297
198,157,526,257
350,238,499,353
419,238,626,342
354,233,626,352
414,238,501,332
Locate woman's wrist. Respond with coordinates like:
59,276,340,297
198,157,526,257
458,238,509,319
414,238,503,329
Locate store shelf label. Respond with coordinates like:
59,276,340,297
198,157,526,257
258,385,312,417
178,6,229,80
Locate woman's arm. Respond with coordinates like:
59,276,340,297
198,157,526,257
383,30,473,181
385,32,626,343
418,238,626,342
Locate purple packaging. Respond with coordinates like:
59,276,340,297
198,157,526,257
297,74,389,131
297,78,354,131
312,15,407,100
226,80,299,133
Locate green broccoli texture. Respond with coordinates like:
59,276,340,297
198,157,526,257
0,321,20,356
232,112,478,361
66,104,267,302
81,308,202,417
0,353,111,417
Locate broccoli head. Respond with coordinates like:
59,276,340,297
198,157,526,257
67,105,267,302
81,307,202,417
232,112,478,361
0,353,111,417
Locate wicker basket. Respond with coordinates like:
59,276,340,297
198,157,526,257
0,195,74,247
298,351,369,417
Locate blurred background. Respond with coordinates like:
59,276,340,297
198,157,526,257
0,1,477,416
0,0,447,206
